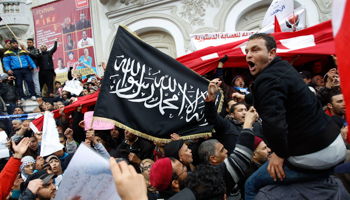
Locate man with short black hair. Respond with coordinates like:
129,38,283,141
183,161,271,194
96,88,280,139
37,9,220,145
13,106,24,114
112,130,153,173
45,155,63,189
75,12,91,30
199,102,258,199
327,90,345,118
77,30,94,48
19,170,57,200
182,164,225,200
27,38,41,96
233,33,345,200
204,100,262,154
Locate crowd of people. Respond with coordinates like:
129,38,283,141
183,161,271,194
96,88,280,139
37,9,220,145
0,32,349,200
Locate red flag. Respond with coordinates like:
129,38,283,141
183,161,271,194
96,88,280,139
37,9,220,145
177,20,334,76
332,0,350,127
274,15,282,33
30,91,99,132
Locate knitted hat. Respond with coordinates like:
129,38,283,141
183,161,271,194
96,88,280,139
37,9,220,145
231,75,243,86
91,86,98,91
254,136,263,150
5,39,10,44
10,38,17,44
164,140,185,160
149,158,173,191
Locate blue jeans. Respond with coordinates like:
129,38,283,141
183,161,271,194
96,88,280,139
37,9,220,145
244,160,332,200
13,68,36,98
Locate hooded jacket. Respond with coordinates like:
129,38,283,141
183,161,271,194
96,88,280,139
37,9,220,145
3,49,37,72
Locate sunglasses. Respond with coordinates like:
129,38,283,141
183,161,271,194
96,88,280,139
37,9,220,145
142,165,152,171
174,165,187,180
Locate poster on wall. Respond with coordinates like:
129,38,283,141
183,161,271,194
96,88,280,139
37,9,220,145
32,0,97,84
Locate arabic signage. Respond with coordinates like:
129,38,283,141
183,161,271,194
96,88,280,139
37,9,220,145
32,0,97,84
190,31,256,51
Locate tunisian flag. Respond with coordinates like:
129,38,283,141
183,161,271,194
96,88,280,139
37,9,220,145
274,15,282,33
30,91,99,133
332,0,350,128
176,20,335,75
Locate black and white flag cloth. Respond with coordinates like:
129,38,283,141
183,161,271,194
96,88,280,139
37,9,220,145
93,26,223,142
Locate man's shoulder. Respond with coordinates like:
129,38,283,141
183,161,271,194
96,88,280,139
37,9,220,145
4,50,13,55
19,50,29,55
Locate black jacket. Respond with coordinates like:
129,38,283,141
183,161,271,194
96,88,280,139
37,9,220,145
36,41,57,71
245,57,339,159
27,46,40,66
1,81,20,104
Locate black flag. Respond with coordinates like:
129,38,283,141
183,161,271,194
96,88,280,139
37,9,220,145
93,26,223,142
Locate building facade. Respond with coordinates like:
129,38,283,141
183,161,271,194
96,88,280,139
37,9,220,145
0,0,332,76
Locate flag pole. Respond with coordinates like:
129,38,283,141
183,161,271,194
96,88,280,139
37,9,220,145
0,17,21,43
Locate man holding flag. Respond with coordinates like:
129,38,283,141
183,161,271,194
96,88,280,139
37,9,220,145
3,39,38,102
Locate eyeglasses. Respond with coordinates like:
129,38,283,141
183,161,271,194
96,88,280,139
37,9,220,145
142,165,151,171
174,165,187,180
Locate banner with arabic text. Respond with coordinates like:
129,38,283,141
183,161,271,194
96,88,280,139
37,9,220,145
190,31,256,51
93,26,223,142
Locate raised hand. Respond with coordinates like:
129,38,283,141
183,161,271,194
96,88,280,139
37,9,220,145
12,137,30,159
109,158,147,200
27,179,43,195
170,133,180,141
243,106,258,129
207,78,222,101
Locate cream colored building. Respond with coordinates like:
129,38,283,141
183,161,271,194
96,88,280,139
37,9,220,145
0,0,332,76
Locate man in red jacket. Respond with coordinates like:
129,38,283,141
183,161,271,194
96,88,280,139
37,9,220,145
0,137,30,200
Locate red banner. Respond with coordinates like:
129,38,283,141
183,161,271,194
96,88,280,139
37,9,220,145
32,0,96,83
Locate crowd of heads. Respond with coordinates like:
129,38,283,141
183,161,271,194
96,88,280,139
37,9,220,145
0,33,348,200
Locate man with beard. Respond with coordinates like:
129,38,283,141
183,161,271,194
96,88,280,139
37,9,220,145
238,136,271,198
113,130,153,173
327,90,345,119
19,170,56,200
3,39,37,101
36,38,58,98
75,12,91,30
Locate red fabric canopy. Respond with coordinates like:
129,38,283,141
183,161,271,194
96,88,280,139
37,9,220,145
176,20,335,75
31,91,99,132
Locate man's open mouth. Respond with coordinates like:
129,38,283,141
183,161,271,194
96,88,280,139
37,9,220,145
248,61,255,71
